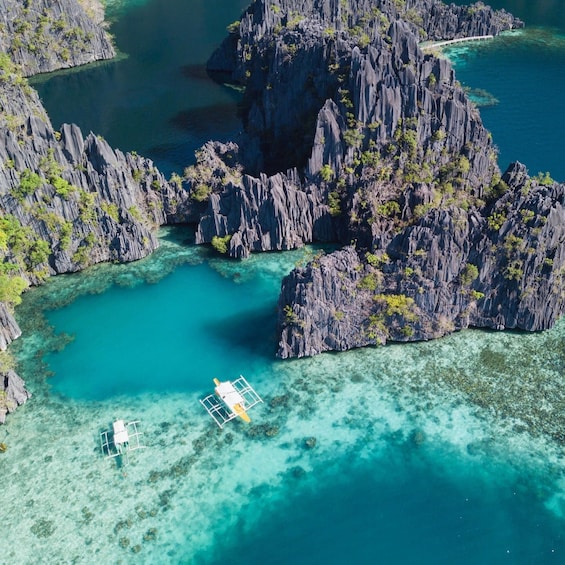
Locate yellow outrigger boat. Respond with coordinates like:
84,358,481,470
213,378,251,423
200,375,263,428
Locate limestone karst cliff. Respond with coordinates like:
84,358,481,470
277,163,565,357
0,0,114,76
1,0,563,422
199,0,522,258
0,63,196,313
199,0,565,358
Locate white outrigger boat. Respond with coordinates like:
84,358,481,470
200,376,262,428
100,419,145,464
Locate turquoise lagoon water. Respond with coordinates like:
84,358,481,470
43,240,283,400
2,0,565,563
5,227,565,563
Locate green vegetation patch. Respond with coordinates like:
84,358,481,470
191,184,212,202
101,202,120,222
374,293,418,322
319,164,334,182
211,235,232,255
0,274,28,306
12,169,43,201
327,191,341,216
460,263,479,286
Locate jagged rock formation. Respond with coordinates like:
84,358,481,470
0,0,557,419
195,141,334,257
395,0,521,41
0,74,195,285
199,0,521,258
0,302,21,350
278,163,565,357
0,370,30,424
200,0,565,358
0,0,114,76
208,0,521,173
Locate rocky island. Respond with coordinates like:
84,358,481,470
198,0,565,358
1,0,565,421
0,0,114,76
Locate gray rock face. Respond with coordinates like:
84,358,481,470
278,246,370,359
196,160,334,258
0,0,115,76
278,163,565,357
0,303,21,351
398,0,522,40
0,0,186,289
210,0,522,75
203,0,564,358
201,0,509,258
0,80,195,281
209,0,521,174
0,370,31,424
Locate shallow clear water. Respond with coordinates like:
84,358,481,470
3,0,565,563
4,227,565,563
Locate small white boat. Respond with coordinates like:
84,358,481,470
213,378,252,422
100,419,145,463
112,419,130,451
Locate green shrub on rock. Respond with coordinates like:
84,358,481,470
0,274,28,306
460,263,479,286
12,169,43,201
191,184,212,202
29,239,50,267
211,235,232,255
320,164,334,182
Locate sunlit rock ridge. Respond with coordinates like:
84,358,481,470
0,0,115,76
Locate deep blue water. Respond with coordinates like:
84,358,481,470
11,0,565,563
33,0,248,175
210,454,564,564
450,0,565,180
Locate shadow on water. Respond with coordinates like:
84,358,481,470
204,306,279,360
170,102,241,135
180,64,212,81
159,223,196,246
29,55,124,86
146,141,195,166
